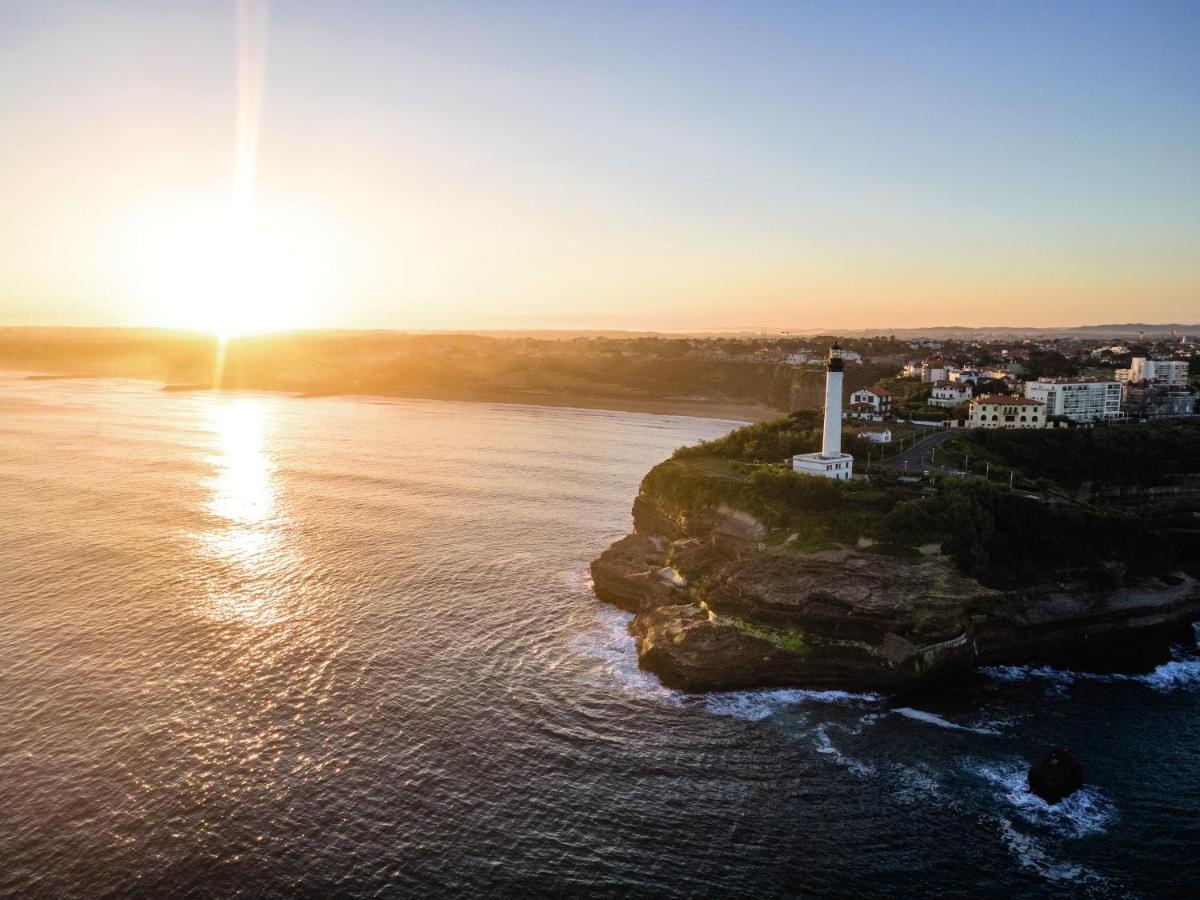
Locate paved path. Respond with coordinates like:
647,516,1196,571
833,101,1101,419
882,429,956,471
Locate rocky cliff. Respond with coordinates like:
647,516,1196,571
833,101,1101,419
592,475,1200,695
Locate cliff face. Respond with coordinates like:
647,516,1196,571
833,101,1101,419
592,484,1200,695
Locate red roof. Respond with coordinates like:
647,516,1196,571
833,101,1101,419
972,394,1042,406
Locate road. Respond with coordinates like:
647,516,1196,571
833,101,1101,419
882,428,956,472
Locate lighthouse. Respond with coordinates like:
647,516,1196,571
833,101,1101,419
792,343,855,480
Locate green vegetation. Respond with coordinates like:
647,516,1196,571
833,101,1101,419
673,411,824,462
652,416,1198,588
875,478,1171,586
941,419,1200,489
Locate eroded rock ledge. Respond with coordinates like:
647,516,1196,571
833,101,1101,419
591,493,1200,695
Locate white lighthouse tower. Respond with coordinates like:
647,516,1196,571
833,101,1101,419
792,343,855,480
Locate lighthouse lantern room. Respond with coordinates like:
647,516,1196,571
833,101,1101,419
792,344,855,481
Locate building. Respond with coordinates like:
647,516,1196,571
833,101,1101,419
929,381,972,408
1116,357,1189,387
848,385,892,418
920,358,949,383
1023,377,1121,422
839,349,863,364
968,395,1045,429
856,425,892,443
843,402,883,422
1121,382,1196,420
793,345,855,480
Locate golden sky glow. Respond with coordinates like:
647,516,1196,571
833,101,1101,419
1,1,1198,332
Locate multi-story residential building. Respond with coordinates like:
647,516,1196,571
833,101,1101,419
1121,383,1196,420
968,395,1045,429
929,381,972,408
1023,377,1121,422
920,358,949,382
1116,357,1189,387
847,385,892,418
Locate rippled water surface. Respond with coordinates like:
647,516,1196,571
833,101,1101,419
2,374,1198,897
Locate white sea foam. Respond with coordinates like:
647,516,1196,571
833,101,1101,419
811,723,877,777
893,707,1002,735
969,761,1117,838
703,688,879,721
983,655,1200,694
997,818,1104,885
573,605,684,704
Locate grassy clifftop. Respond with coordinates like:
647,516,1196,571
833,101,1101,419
645,415,1190,587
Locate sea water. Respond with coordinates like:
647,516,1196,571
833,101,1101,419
1,374,1197,897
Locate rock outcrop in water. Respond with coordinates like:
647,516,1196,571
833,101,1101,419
592,442,1200,695
1028,749,1085,804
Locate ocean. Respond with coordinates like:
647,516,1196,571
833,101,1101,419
1,374,1197,897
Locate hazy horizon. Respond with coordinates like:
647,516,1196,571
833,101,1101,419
2,1,1198,333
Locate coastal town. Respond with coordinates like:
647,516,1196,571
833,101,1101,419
1,326,1196,431
838,338,1194,432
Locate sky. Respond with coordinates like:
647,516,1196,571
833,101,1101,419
1,0,1198,333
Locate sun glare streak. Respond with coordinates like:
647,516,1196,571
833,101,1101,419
112,0,345,341
234,0,269,218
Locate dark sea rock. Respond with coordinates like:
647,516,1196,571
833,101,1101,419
1028,749,1085,804
591,486,1200,695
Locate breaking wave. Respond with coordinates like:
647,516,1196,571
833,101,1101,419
703,688,880,721
983,655,1200,694
968,760,1118,839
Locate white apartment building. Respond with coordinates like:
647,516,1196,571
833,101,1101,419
1116,357,1189,387
1023,377,1121,422
920,359,949,383
968,395,1045,429
929,381,972,408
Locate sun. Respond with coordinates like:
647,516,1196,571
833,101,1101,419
116,194,343,338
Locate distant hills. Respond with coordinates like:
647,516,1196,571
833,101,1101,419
2,323,1198,341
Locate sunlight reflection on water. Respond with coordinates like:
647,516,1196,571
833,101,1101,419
199,397,292,625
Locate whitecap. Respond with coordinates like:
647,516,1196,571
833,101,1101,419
893,707,1001,735
983,656,1200,694
1138,657,1200,692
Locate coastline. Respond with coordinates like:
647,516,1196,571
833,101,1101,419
307,387,778,423
6,369,776,423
